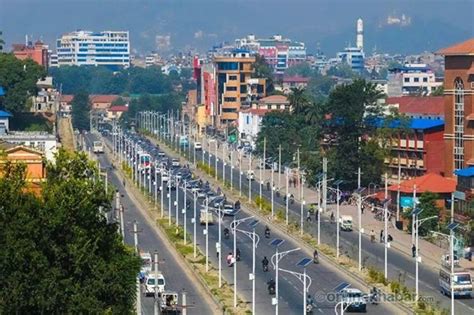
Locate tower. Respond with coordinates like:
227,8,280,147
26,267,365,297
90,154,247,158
356,18,363,50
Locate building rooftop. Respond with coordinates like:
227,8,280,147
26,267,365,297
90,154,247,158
386,96,444,116
259,95,289,104
242,109,270,116
0,110,13,118
108,105,128,112
60,95,74,103
388,173,456,194
374,117,444,130
90,95,121,103
436,38,474,56
283,76,310,83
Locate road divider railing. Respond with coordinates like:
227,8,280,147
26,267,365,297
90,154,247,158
146,131,448,315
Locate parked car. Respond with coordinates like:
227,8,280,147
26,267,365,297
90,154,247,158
171,159,180,168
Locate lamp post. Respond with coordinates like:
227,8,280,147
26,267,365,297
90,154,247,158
286,167,289,225
216,205,225,288
230,216,256,308
354,187,376,271
193,191,197,258
315,173,324,245
411,207,438,302
333,180,344,259
205,197,209,272
183,179,187,244
248,152,252,203
270,239,300,315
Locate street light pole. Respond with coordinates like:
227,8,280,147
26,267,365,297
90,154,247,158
278,144,282,189
286,167,289,225
384,173,388,280
205,197,209,272
193,192,197,258
183,179,187,244
249,152,252,203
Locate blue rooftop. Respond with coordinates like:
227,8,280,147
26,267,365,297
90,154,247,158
454,167,474,177
374,118,444,130
0,86,5,96
0,110,13,118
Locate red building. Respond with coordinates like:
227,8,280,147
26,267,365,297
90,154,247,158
12,40,49,68
384,119,445,183
437,38,474,177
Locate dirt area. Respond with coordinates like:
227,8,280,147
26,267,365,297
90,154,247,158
57,117,75,151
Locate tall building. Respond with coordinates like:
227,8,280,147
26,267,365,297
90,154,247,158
337,47,365,72
235,34,306,73
56,30,130,68
356,18,364,50
437,38,474,177
12,40,49,68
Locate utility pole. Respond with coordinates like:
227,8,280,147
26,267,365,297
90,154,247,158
278,145,282,189
384,173,388,280
154,251,159,315
322,157,327,213
133,221,141,315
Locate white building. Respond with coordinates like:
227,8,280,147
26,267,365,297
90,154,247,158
238,109,268,146
0,132,58,161
56,30,130,68
387,63,442,96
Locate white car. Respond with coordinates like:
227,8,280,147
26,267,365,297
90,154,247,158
246,170,255,181
194,142,202,151
144,272,166,296
340,288,367,312
139,251,152,281
158,152,166,158
171,159,180,168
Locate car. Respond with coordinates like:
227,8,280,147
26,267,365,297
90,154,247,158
210,197,226,208
222,203,237,216
144,272,166,297
158,152,166,158
139,251,152,282
194,142,202,151
340,288,367,312
171,158,180,168
196,188,207,199
246,170,255,181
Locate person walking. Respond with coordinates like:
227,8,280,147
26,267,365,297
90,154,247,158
370,229,375,243
306,211,312,223
380,229,384,243
412,244,416,258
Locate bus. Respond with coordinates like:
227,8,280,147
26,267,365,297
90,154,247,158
139,153,151,170
93,141,104,153
439,267,472,297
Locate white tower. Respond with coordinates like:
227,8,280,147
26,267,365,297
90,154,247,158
356,18,364,50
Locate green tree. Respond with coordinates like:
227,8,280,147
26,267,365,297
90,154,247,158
416,192,441,236
285,62,313,77
0,30,4,51
0,150,141,313
0,53,46,112
288,87,311,115
326,64,355,79
71,91,90,131
431,86,444,96
252,54,275,93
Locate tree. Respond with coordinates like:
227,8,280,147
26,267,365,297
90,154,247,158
285,62,313,77
0,30,4,51
431,86,444,96
0,150,141,313
416,192,441,236
326,64,355,79
71,91,90,131
288,87,311,115
0,53,46,112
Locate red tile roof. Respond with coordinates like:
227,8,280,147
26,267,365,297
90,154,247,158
386,96,444,116
436,38,474,56
388,173,456,194
89,95,120,103
60,95,74,103
283,76,310,83
259,95,289,104
108,105,128,112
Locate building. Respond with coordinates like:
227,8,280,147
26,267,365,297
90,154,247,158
49,51,58,68
381,118,445,182
0,132,58,161
30,77,60,114
253,95,291,111
337,47,365,73
387,63,442,96
89,95,121,110
437,38,474,177
106,105,128,121
386,96,444,120
12,40,49,68
282,76,310,94
0,142,47,194
0,110,12,134
59,95,74,117
453,167,474,216
235,34,306,73
56,30,130,68
238,109,269,145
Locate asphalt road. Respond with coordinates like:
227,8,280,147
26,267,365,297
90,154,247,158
115,131,400,315
190,137,474,314
83,133,216,315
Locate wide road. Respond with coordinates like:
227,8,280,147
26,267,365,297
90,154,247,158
187,134,474,314
119,131,401,315
83,133,217,315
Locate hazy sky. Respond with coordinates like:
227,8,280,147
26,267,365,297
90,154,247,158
1,0,473,55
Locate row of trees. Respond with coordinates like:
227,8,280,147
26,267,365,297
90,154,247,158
256,80,407,189
50,65,194,95
0,53,46,113
0,150,141,313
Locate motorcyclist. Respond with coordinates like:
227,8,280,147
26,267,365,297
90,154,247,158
264,225,271,238
307,294,314,309
226,252,234,266
370,287,379,304
262,256,269,271
236,247,241,261
267,279,276,294
224,228,230,239
313,249,319,263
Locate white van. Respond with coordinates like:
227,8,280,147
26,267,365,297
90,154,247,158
339,215,353,231
144,272,166,296
194,142,202,151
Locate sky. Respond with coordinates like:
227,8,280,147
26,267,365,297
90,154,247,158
1,0,473,56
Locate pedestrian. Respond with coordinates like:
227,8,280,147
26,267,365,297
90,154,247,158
370,230,375,243
380,229,384,243
412,244,416,258
306,211,312,223
361,204,365,215
123,178,126,187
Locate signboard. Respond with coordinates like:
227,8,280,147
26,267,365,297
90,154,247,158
400,196,419,208
228,134,237,143
454,191,466,201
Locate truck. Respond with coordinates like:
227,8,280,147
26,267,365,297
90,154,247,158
93,141,104,153
339,215,353,231
160,291,180,314
200,209,214,225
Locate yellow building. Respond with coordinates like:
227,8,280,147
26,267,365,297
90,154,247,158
214,51,265,126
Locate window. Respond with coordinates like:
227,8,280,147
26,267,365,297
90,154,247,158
217,62,238,70
240,74,246,83
414,77,419,83
224,97,237,102
240,85,247,93
404,77,410,83
222,108,236,113
453,78,464,170
226,86,237,91
229,75,237,80
246,115,250,124
423,77,428,83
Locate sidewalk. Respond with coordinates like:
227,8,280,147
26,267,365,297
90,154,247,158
201,135,474,274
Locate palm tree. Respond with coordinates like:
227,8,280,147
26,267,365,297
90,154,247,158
304,101,322,124
0,31,4,52
288,86,310,115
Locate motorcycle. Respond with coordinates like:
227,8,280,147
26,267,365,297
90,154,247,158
224,228,230,239
267,282,275,295
264,228,271,238
263,264,269,272
306,303,314,314
236,249,241,261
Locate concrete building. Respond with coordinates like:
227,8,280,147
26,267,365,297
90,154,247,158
106,105,128,121
282,76,310,94
253,95,291,111
437,38,474,176
0,110,12,134
30,77,60,114
59,95,74,117
56,30,130,68
238,109,268,145
0,132,57,161
235,34,306,73
337,47,365,73
386,96,444,120
12,40,49,68
387,63,442,96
